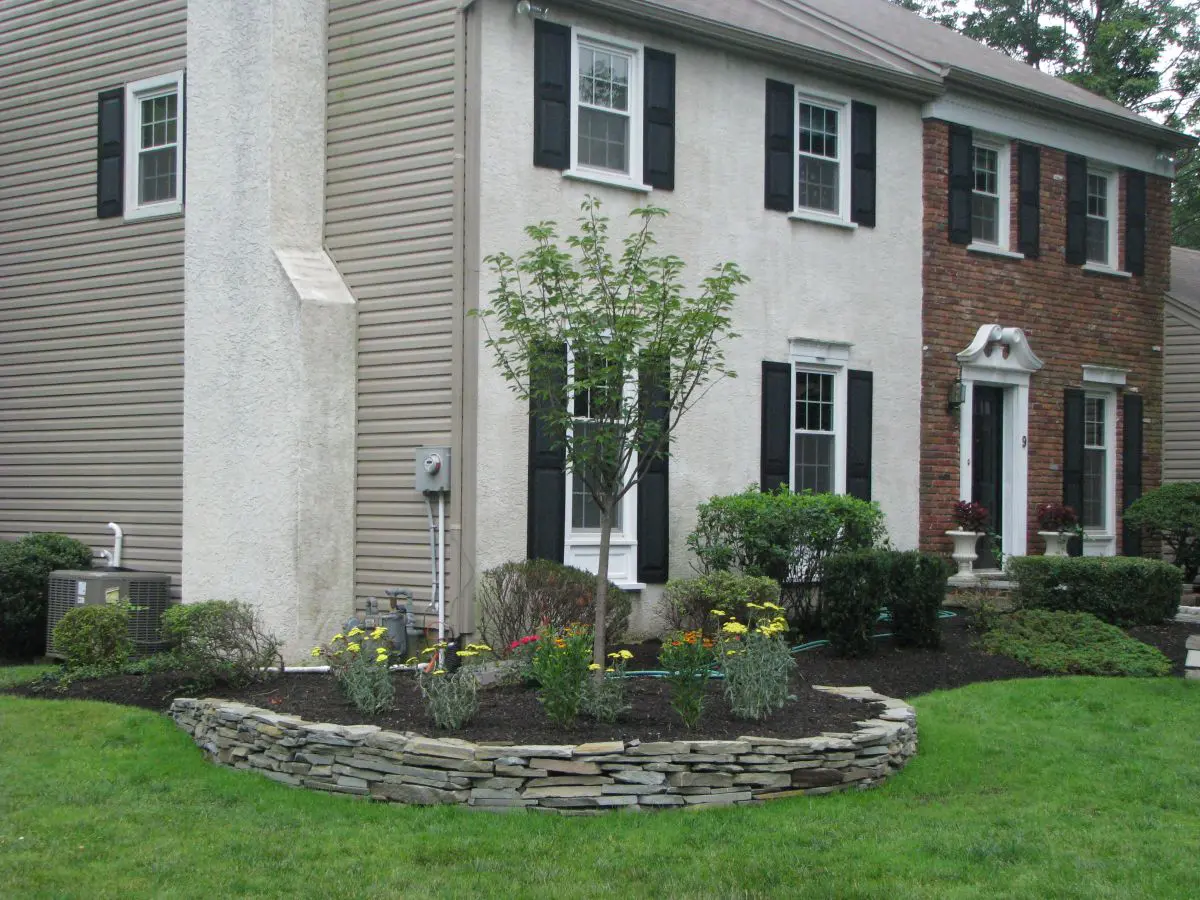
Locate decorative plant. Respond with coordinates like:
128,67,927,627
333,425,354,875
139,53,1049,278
712,602,795,721
163,600,283,687
52,598,136,672
952,500,990,532
0,531,92,660
1036,503,1080,534
529,623,593,726
416,641,492,730
582,649,634,723
475,197,746,678
659,630,714,729
1123,482,1200,583
313,626,394,715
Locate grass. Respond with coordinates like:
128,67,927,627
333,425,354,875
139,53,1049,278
0,664,53,689
982,610,1174,677
1,678,1198,899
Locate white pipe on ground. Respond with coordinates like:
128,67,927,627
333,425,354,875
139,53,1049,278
107,522,123,567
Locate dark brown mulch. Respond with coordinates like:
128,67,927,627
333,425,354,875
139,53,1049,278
7,614,1195,742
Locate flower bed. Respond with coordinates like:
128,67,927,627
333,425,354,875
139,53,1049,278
169,685,916,813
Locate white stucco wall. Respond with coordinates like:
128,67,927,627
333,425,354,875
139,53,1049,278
183,0,356,659
470,1,925,635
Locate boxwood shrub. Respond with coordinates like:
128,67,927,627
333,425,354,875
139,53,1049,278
53,602,132,671
1006,556,1181,626
982,609,1172,677
886,551,953,649
0,532,92,660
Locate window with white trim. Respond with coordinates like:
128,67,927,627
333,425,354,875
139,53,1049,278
970,139,1009,248
571,34,642,182
124,71,184,219
793,370,836,493
1082,392,1115,535
797,101,842,215
1086,169,1116,266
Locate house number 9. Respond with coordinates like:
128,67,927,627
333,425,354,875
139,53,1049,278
1022,436,1028,448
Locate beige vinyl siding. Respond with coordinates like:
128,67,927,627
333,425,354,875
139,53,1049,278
0,0,186,586
1164,303,1200,483
326,0,463,616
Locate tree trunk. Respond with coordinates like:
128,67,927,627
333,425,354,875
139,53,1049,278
592,504,613,682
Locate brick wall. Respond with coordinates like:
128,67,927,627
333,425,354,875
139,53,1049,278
920,119,1168,555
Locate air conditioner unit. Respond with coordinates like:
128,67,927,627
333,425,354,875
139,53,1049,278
46,569,173,659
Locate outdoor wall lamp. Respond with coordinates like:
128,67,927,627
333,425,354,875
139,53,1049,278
516,1,550,18
947,368,965,414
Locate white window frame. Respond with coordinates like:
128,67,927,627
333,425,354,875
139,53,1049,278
1080,388,1118,556
967,136,1011,253
566,31,646,193
792,91,852,226
788,339,850,495
562,344,640,588
1084,165,1120,271
123,70,184,220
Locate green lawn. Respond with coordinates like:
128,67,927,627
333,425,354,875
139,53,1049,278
1,678,1198,899
0,665,53,689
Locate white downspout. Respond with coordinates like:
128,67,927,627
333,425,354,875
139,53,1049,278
107,522,124,568
437,492,446,646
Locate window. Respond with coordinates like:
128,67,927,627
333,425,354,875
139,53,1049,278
570,34,642,185
124,71,184,219
794,371,835,492
969,138,1010,248
1082,396,1106,528
797,102,840,215
1086,170,1113,266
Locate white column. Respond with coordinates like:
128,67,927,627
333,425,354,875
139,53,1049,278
183,0,356,659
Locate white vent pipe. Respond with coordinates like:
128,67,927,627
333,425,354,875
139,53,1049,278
107,522,124,568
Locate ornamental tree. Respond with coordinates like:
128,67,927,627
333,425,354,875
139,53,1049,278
476,197,747,676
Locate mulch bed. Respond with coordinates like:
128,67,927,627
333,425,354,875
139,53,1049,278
6,614,1195,743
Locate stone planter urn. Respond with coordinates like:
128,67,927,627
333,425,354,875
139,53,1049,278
946,530,981,579
1039,531,1071,557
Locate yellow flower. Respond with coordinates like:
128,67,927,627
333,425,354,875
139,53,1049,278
745,602,762,609
346,642,362,653
721,621,748,635
726,650,738,656
762,602,783,612
618,649,633,660
421,646,438,655
466,643,492,652
433,669,446,676
710,609,726,617
310,647,322,658
332,633,344,642
605,667,615,673
347,627,364,637
370,626,387,640
457,650,478,658
588,663,602,671
404,657,418,665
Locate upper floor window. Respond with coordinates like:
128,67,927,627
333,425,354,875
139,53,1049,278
570,34,643,186
797,102,841,215
124,71,184,220
1086,169,1115,266
970,138,1009,249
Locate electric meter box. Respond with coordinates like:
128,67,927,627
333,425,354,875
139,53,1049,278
415,446,452,493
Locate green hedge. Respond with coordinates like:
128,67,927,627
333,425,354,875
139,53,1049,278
822,550,951,657
982,609,1172,677
0,533,92,660
1006,556,1181,626
53,603,131,671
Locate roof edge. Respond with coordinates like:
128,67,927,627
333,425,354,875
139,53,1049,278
1165,291,1200,331
945,69,1195,150
567,0,944,100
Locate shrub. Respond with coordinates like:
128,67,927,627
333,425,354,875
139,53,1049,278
658,572,780,635
581,650,633,723
1123,482,1200,583
529,623,593,726
714,605,795,720
886,551,952,649
161,600,283,686
981,609,1172,677
952,500,990,532
417,641,492,731
0,532,92,660
52,601,132,671
476,560,631,657
686,487,886,626
315,626,394,714
820,550,888,657
659,630,714,729
1007,556,1182,626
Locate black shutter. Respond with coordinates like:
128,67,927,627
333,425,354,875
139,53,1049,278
850,101,876,227
1122,392,1144,556
1065,154,1088,265
760,361,791,491
1125,170,1147,276
527,343,567,562
533,20,571,170
764,80,794,212
846,370,873,500
643,48,675,191
637,362,670,583
1017,143,1041,257
1063,388,1085,557
947,124,973,245
96,88,124,218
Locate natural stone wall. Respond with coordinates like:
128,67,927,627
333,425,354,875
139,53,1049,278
169,686,917,813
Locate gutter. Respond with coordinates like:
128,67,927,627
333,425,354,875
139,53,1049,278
560,0,944,101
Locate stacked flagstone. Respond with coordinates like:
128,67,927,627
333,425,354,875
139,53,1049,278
169,685,916,814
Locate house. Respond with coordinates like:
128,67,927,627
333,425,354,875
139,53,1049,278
1,0,1188,658
1165,247,1200,483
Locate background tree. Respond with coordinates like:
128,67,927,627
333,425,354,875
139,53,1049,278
477,198,746,674
890,0,1200,246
